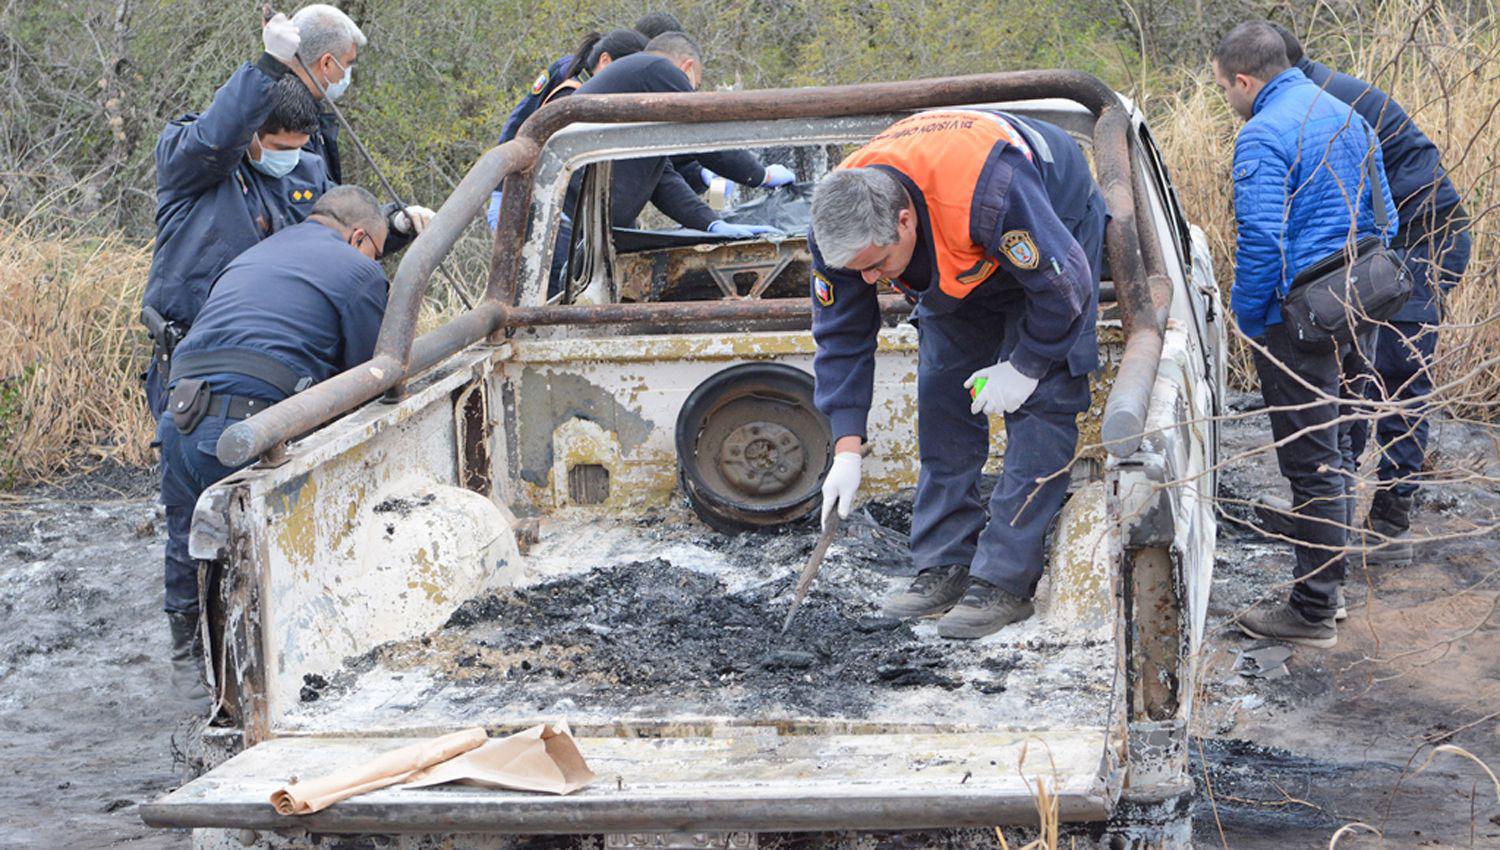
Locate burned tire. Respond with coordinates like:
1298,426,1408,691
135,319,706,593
675,363,832,533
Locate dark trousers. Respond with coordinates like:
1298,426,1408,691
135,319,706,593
908,292,1093,599
1347,229,1470,498
144,360,168,420
157,410,245,615
1253,324,1358,619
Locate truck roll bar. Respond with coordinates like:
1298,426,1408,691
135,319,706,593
217,70,1166,467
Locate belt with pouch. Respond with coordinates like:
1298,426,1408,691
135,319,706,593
167,379,274,435
167,349,311,436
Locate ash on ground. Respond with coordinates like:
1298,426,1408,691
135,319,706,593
299,489,1112,728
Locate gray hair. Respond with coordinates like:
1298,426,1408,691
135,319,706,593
311,185,387,241
292,3,368,63
810,168,908,269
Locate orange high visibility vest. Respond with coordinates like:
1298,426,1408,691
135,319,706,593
840,110,1034,300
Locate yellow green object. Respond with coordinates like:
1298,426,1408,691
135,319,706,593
969,377,987,399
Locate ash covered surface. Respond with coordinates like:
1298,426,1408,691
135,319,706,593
324,554,1013,719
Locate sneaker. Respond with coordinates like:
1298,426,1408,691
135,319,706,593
935,578,1034,640
1237,601,1337,648
881,564,969,619
1253,494,1298,539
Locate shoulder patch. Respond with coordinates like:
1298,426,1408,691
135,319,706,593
1001,230,1039,270
289,188,316,203
530,70,550,96
813,272,835,307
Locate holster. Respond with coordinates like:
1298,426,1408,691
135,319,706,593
168,378,212,435
141,306,186,376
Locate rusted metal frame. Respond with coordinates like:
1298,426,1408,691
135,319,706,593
222,70,1163,466
215,141,537,466
1098,110,1169,458
225,488,272,747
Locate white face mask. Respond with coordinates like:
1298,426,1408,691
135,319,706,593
324,56,352,101
251,139,301,179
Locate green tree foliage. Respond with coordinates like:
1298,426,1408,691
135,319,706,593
0,0,1139,238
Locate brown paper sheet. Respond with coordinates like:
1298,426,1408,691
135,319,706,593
270,727,488,816
403,723,597,795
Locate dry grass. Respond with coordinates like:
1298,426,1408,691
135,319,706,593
0,222,155,487
1151,0,1500,406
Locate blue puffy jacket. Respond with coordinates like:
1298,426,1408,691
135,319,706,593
1230,68,1398,338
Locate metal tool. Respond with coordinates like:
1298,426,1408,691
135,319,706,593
781,512,843,634
260,5,475,309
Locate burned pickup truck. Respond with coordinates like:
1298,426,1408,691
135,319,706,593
143,71,1225,848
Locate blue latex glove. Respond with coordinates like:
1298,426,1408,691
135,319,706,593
761,163,795,188
707,220,780,239
700,165,719,184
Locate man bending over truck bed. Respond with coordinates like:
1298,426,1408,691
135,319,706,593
155,186,393,709
808,110,1105,640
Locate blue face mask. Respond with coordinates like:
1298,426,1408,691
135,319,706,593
251,141,300,179
324,58,352,101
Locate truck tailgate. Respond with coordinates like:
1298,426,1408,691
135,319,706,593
142,728,1117,833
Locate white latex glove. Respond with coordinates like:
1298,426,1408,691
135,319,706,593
965,360,1039,416
761,163,795,188
392,205,435,235
820,451,862,529
707,220,779,239
262,13,301,64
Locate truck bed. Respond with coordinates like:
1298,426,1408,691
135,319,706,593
279,508,1117,736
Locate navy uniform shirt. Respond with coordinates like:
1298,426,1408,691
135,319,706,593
1296,58,1464,244
809,113,1103,441
304,111,343,184
143,55,334,329
500,54,574,145
567,52,719,231
171,220,388,402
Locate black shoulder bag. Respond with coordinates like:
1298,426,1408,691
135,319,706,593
1279,131,1412,349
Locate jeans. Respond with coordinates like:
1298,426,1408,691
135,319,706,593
1252,323,1358,619
156,409,246,615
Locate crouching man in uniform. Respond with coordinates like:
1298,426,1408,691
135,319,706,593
157,186,392,708
809,110,1106,639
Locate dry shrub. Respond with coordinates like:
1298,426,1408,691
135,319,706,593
1151,0,1500,403
0,222,154,486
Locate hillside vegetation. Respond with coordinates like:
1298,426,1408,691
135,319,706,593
1,0,1494,484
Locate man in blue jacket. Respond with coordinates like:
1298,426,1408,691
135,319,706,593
156,186,391,708
1214,22,1397,647
140,16,428,418
1254,25,1471,564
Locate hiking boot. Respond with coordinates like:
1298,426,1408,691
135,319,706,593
935,578,1034,640
1237,601,1337,648
1253,494,1298,540
881,564,970,619
1356,490,1413,565
167,612,212,711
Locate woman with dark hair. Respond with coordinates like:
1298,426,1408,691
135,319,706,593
541,28,649,107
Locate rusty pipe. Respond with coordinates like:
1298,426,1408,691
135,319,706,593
487,70,1122,308
500,294,913,329
217,143,536,466
1093,108,1166,458
216,353,405,466
228,70,1162,465
375,141,537,367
